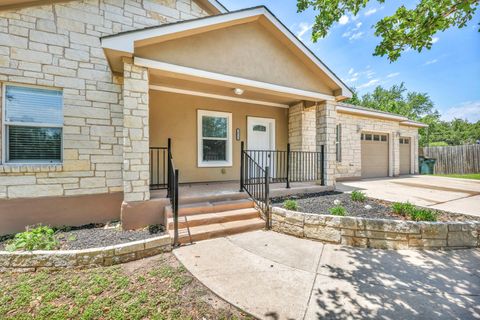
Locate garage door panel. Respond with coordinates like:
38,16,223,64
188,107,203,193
361,134,389,178
400,137,411,175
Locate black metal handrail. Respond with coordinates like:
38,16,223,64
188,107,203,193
240,141,270,229
166,138,180,246
150,146,168,190
243,143,325,188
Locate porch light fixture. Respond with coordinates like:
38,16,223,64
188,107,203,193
233,88,244,95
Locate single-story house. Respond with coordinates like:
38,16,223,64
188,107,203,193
0,0,426,236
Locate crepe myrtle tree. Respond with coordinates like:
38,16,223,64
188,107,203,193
297,0,479,61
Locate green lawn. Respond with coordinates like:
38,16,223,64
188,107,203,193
435,173,480,180
0,253,252,320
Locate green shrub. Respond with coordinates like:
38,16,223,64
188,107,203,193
283,199,298,211
351,190,367,202
391,202,415,217
409,208,438,222
329,205,347,216
5,225,59,252
391,202,438,221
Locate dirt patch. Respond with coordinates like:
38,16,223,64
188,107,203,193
0,252,253,319
272,192,480,222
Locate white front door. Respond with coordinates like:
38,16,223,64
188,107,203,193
247,117,276,175
247,117,275,151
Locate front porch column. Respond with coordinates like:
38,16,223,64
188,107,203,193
316,101,337,187
122,58,150,202
288,101,317,152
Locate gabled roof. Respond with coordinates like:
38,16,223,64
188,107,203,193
0,0,228,14
101,6,353,99
337,102,428,127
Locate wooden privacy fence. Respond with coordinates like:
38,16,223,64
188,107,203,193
421,144,480,174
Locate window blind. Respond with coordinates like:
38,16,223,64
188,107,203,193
5,85,63,125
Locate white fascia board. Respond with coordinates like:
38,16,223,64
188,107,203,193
400,120,428,128
336,105,407,121
150,85,289,108
101,7,265,54
136,57,335,102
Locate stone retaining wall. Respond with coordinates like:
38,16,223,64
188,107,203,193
0,235,171,272
272,207,480,250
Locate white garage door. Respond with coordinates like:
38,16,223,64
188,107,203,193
400,137,411,175
361,133,389,178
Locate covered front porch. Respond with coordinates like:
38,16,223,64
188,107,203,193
101,6,352,232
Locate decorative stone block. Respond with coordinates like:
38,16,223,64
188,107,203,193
448,231,478,247
420,223,448,239
305,225,341,243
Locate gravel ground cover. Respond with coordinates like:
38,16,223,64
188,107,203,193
271,192,480,222
0,223,165,251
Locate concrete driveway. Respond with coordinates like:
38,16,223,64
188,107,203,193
337,175,480,217
174,231,480,320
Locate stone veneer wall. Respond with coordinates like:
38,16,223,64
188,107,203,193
0,0,209,199
0,234,171,272
272,207,480,250
336,112,419,179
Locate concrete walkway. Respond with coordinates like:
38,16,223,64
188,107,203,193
337,175,480,217
174,231,480,320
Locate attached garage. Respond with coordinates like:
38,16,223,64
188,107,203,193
361,133,389,178
399,137,411,175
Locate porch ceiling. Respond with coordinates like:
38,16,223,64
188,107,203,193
149,73,300,107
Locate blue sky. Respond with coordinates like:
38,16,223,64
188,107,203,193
219,0,480,122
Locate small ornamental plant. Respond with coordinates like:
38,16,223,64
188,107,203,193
329,205,347,216
351,190,367,202
283,199,298,211
5,225,59,252
409,208,438,222
391,202,416,217
392,202,438,221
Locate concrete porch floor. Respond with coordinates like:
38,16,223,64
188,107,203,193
151,181,330,202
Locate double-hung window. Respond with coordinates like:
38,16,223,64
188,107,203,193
3,84,63,163
336,124,342,162
197,110,232,167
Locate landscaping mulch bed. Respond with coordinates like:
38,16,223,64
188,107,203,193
0,223,166,251
271,191,480,222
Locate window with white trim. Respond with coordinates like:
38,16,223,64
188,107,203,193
3,84,63,163
197,110,232,167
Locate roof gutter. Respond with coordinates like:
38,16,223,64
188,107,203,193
336,105,407,121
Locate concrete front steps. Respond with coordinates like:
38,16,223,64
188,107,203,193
165,198,265,244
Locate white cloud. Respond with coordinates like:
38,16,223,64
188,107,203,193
364,8,377,16
342,22,363,40
357,79,380,89
296,22,313,40
348,68,354,75
442,101,480,122
349,31,364,40
431,37,440,44
424,59,438,65
387,72,400,78
339,15,349,25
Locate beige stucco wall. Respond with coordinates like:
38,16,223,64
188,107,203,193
0,0,209,200
335,112,419,180
149,91,289,183
136,21,335,95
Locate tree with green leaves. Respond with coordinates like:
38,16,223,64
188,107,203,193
297,0,479,61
